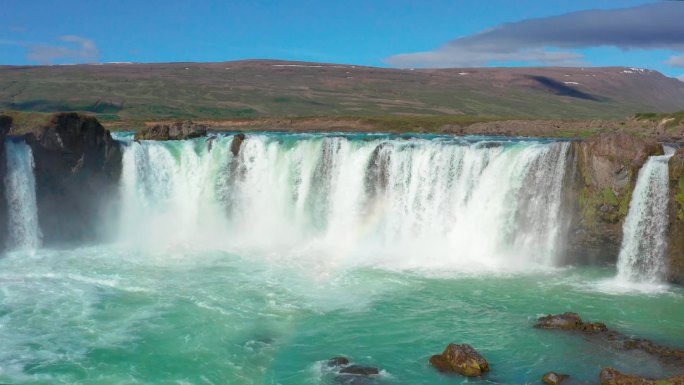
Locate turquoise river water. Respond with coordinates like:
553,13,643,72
0,133,682,384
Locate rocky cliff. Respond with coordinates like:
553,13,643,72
134,121,207,141
567,133,663,264
0,115,11,250
667,148,684,284
24,112,122,244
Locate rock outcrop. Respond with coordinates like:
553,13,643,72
536,313,684,367
134,120,207,140
567,133,662,264
599,367,684,385
230,132,246,156
667,147,684,284
24,112,122,244
535,312,607,332
430,343,490,377
0,115,11,250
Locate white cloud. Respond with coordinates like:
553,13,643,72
678,74,684,82
26,35,99,64
385,2,684,68
668,55,684,68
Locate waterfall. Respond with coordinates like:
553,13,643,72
616,147,675,283
118,134,571,271
4,140,41,251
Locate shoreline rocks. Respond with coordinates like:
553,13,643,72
599,367,684,385
429,343,490,377
134,120,207,140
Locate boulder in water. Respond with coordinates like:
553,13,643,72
327,356,350,367
542,372,569,385
535,312,584,330
599,367,684,385
338,365,379,376
429,343,490,377
134,120,207,140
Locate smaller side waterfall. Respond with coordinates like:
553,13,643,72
616,147,675,282
4,140,42,251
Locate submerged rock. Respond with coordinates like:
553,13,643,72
134,120,207,140
429,343,490,377
24,112,122,244
542,371,569,385
599,367,684,385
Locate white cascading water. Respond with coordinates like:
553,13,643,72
4,140,42,251
616,146,675,283
118,134,571,272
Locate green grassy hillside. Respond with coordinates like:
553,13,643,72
1,61,683,124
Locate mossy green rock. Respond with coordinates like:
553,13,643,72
569,133,662,263
430,343,489,377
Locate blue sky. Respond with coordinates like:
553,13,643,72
1,0,683,79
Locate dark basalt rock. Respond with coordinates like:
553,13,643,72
327,356,351,367
599,367,684,385
24,112,122,244
536,313,684,367
231,132,246,156
338,365,379,376
0,115,11,250
542,371,569,385
429,343,490,377
134,120,207,141
535,312,584,330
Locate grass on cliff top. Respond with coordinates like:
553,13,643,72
0,110,53,135
634,110,684,128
